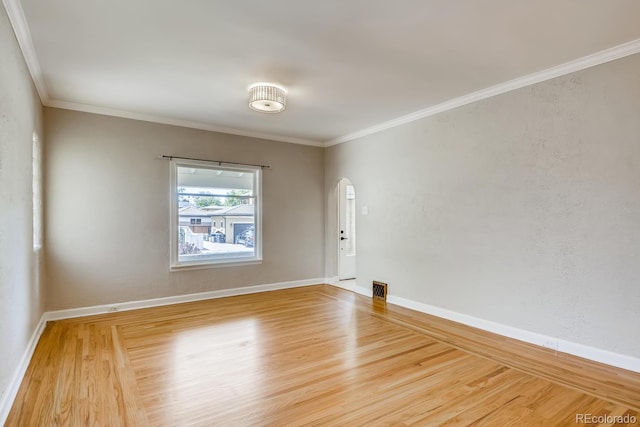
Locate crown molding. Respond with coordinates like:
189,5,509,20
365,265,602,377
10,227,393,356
5,0,639,149
3,0,321,147
325,38,640,146
2,0,48,102
45,99,324,147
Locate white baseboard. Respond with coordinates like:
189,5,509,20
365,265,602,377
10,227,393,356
0,313,47,425
325,276,339,286
326,281,640,373
384,293,640,374
351,282,372,297
47,277,328,321
1,277,327,423
331,278,354,291
330,278,373,297
5,278,637,425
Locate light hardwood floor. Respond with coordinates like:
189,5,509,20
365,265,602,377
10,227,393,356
7,285,640,426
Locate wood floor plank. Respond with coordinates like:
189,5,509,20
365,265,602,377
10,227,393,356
6,285,640,426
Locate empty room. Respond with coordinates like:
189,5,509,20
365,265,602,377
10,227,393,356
1,1,640,425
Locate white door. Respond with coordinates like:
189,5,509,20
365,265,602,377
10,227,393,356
338,179,356,280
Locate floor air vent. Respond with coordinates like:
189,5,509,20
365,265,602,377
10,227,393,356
373,281,388,301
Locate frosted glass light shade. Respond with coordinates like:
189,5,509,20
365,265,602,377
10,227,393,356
248,83,287,113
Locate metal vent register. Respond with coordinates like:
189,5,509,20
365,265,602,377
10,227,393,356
372,281,388,301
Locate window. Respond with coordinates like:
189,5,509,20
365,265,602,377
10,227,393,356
345,185,356,256
170,159,261,270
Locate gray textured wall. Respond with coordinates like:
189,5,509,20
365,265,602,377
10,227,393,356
325,53,640,358
0,5,44,405
44,108,324,310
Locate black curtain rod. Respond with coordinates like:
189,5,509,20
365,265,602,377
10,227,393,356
160,155,271,169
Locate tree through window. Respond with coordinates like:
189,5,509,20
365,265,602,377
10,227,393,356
170,159,262,269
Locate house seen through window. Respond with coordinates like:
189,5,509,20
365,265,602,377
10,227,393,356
170,160,261,269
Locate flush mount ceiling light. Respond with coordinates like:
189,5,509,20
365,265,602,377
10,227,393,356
248,82,287,113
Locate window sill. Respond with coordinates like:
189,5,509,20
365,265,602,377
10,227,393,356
170,259,263,272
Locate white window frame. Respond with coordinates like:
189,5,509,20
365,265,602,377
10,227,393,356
170,159,262,271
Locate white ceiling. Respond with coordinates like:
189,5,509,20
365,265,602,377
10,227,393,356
8,0,640,146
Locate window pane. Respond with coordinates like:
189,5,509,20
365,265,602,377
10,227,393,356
175,164,258,266
345,185,356,256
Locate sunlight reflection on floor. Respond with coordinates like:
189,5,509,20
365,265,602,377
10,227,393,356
170,318,262,417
